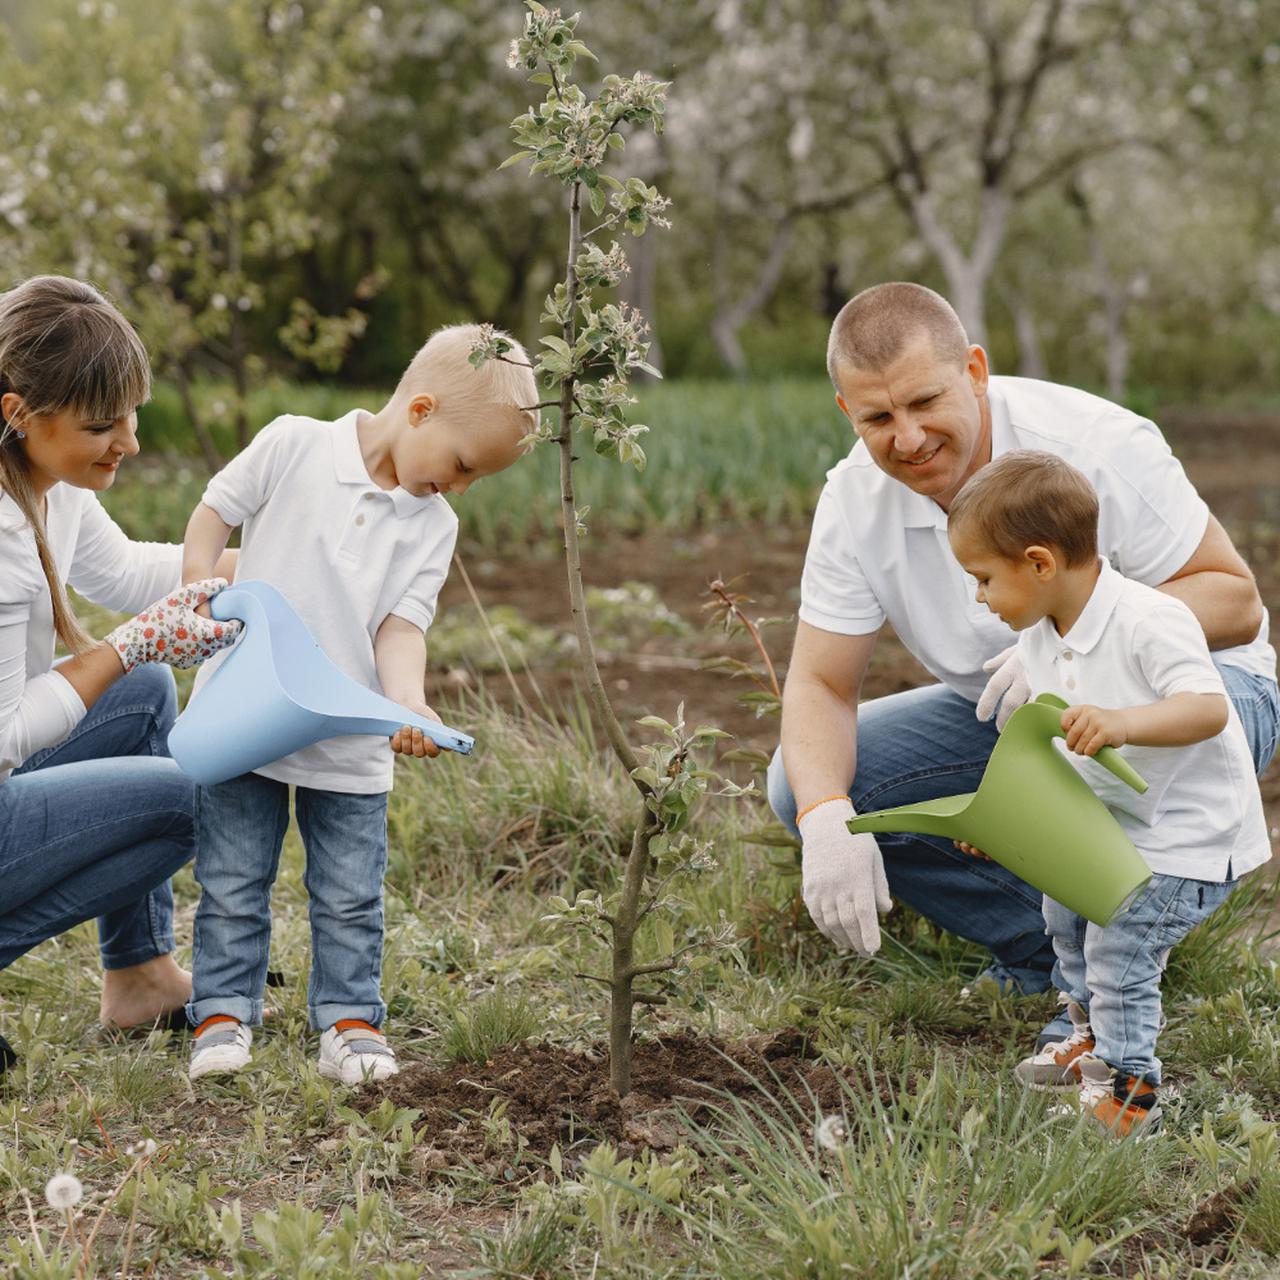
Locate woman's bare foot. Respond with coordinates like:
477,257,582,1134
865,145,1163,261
99,953,193,1029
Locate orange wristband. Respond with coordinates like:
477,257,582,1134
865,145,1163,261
796,794,852,824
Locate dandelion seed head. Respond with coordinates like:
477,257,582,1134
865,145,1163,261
44,1173,83,1210
126,1138,158,1158
815,1114,848,1151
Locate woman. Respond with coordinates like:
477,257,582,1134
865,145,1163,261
0,275,239,1071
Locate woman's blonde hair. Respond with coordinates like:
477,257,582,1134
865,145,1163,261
0,276,151,652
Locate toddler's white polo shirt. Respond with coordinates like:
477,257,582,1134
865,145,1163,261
799,377,1276,701
1017,559,1270,881
190,410,458,794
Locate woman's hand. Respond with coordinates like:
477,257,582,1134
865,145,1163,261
105,578,242,672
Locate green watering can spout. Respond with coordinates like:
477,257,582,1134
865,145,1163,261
847,693,1152,926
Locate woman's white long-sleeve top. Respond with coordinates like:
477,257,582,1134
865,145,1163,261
0,485,181,780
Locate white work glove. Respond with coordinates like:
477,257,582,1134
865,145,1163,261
105,579,242,673
975,644,1029,730
798,797,893,955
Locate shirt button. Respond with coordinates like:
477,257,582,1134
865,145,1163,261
1063,651,1073,661
1065,677,1076,690
355,514,366,527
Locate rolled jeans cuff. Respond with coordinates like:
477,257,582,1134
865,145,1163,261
187,996,262,1028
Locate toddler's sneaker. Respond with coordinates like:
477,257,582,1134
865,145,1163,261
189,1016,253,1080
318,1020,399,1085
1076,1054,1161,1137
1015,998,1094,1089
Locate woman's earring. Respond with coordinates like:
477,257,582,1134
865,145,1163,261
16,431,25,439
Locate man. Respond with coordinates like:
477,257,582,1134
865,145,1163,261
770,282,1277,1040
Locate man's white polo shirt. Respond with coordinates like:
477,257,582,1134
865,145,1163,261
189,410,458,794
1017,559,1269,882
799,376,1276,701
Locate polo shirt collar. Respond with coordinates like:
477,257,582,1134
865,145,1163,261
1054,557,1123,655
902,386,1015,530
331,409,437,518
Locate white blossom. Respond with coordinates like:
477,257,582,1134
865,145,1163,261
44,1174,83,1211
814,1114,848,1152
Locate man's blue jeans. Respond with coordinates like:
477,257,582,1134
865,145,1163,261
0,665,194,971
188,773,390,1031
767,661,1279,991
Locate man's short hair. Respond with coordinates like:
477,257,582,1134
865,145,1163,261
826,282,969,384
948,450,1099,568
398,324,539,438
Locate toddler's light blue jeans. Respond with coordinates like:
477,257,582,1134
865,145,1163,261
1,664,193,971
1044,873,1236,1084
187,774,389,1031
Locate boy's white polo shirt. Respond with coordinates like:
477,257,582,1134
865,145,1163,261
190,410,458,794
1016,559,1269,882
799,376,1276,701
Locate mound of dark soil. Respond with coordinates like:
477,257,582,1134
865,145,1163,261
356,1028,861,1175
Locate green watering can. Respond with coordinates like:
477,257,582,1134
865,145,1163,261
847,693,1152,926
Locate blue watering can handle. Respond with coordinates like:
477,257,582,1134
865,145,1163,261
1033,693,1148,795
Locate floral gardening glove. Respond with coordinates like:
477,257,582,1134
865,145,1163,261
105,578,243,672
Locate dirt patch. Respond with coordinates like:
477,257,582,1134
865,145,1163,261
1183,1183,1246,1246
357,1028,867,1176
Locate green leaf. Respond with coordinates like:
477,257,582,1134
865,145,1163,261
497,150,535,171
652,918,675,958
636,714,674,732
587,183,606,216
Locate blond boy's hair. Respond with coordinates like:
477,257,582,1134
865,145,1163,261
826,282,969,384
948,450,1099,569
398,324,539,440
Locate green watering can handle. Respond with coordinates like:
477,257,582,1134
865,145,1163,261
1033,693,1148,795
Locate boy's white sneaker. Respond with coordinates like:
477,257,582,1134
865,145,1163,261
189,1016,252,1080
318,1020,399,1085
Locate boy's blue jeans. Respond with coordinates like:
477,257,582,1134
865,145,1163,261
1,665,193,971
187,773,389,1031
1044,874,1235,1084
767,661,1279,991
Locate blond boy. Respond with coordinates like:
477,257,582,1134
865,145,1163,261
181,325,536,1083
948,451,1270,1136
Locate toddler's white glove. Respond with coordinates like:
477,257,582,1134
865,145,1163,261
798,797,893,955
106,578,242,672
975,644,1029,730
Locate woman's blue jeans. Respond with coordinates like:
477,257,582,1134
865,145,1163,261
768,661,1280,990
0,665,195,971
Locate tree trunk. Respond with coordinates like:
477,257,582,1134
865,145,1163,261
620,226,663,377
909,186,1010,347
1004,287,1047,379
709,216,797,377
173,364,224,473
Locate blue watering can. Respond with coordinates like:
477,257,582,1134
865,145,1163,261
168,580,474,785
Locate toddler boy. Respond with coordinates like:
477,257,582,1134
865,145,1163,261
947,450,1270,1135
182,325,537,1083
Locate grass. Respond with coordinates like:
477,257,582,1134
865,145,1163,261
108,378,858,550
2,686,1279,1276
109,375,1279,555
